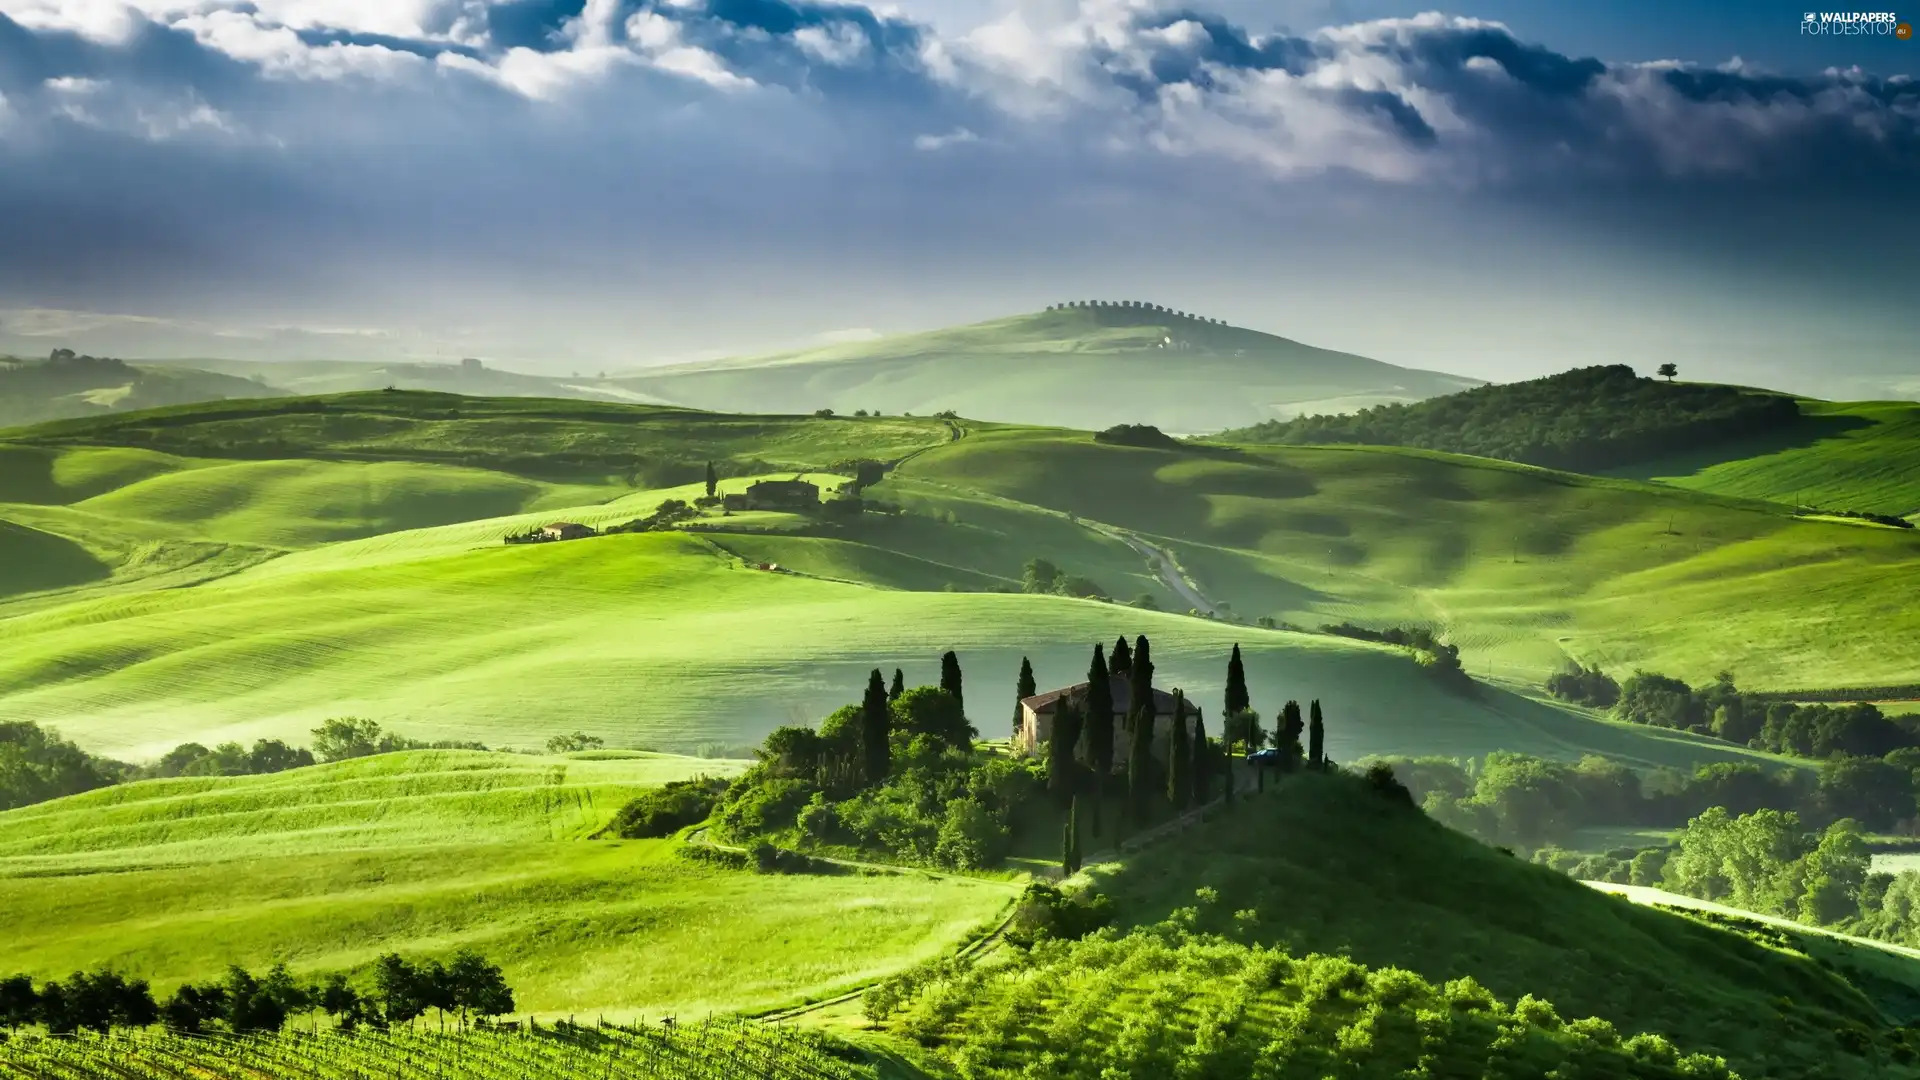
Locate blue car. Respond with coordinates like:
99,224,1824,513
1246,748,1281,765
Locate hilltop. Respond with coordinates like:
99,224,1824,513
612,304,1480,433
871,771,1920,1079
143,356,659,406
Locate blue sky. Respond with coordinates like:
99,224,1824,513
0,0,1914,394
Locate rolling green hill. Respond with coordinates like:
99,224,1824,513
0,352,279,427
885,427,1920,691
0,750,1014,1019
612,306,1480,433
1616,399,1920,517
885,771,1920,1079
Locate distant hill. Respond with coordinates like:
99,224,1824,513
1217,364,1801,472
0,350,279,428
610,304,1480,432
140,357,661,406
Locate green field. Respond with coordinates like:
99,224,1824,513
886,428,1920,690
1079,771,1920,1079
0,751,1014,1020
612,308,1480,433
1617,399,1920,517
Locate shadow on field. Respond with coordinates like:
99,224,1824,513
1608,411,1876,483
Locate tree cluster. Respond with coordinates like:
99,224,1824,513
308,717,485,762
1220,365,1801,472
1799,507,1915,529
713,658,1036,870
1607,670,1919,761
1091,424,1183,450
0,953,511,1037
606,777,731,839
1020,558,1109,601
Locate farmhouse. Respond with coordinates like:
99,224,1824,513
540,522,595,541
1018,676,1203,767
722,478,821,511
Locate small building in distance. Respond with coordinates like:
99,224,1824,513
1017,675,1203,768
540,522,595,541
722,478,821,512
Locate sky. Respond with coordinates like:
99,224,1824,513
0,0,1916,394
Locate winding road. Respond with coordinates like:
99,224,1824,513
1114,532,1218,616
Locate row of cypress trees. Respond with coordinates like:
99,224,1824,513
861,651,967,786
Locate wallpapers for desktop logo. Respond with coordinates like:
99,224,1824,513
1801,11,1910,35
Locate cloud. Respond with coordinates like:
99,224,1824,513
913,124,977,149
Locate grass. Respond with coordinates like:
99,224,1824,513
1615,399,1920,517
0,750,1015,1020
611,308,1479,433
1085,770,1920,1079
0,528,1783,774
889,427,1920,690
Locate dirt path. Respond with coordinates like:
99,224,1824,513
1117,533,1217,616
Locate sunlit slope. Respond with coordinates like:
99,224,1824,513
0,529,1768,773
892,428,1920,690
7,390,957,478
1093,771,1919,1080
0,750,1008,1019
614,308,1479,432
0,750,744,872
1616,400,1920,517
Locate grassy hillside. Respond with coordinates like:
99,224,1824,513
1073,770,1920,1079
144,356,662,404
890,428,1920,690
1617,399,1920,517
0,527,1772,773
0,750,1014,1019
0,353,279,427
613,307,1479,433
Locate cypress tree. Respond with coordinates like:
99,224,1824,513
1308,699,1325,771
890,668,905,701
1127,636,1153,733
1062,796,1082,875
1084,644,1114,781
1166,690,1189,809
940,651,964,715
1127,693,1155,824
1191,711,1209,804
1110,636,1132,676
1279,700,1305,771
861,669,891,785
1048,699,1083,803
1225,644,1249,720
1015,657,1036,744
704,461,717,499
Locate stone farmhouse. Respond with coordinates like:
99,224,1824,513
722,478,821,512
1018,675,1204,767
540,522,595,541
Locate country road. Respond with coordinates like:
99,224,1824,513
1118,533,1217,616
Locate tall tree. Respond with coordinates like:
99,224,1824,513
1127,636,1154,734
1084,644,1115,780
1191,711,1210,805
1047,698,1083,802
940,651,965,714
1110,636,1133,676
1062,796,1082,875
889,668,905,701
1308,699,1325,771
1166,691,1190,809
862,669,892,785
1015,656,1037,744
704,461,718,498
1225,644,1249,719
1279,700,1305,771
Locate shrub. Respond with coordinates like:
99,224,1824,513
608,777,730,839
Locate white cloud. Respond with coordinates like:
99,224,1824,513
914,126,979,149
793,22,872,65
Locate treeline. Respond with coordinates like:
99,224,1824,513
1219,365,1800,471
1092,424,1183,450
1799,507,1915,529
0,952,511,1036
1368,749,1915,849
1,718,486,813
1321,622,1469,688
1551,666,1919,761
